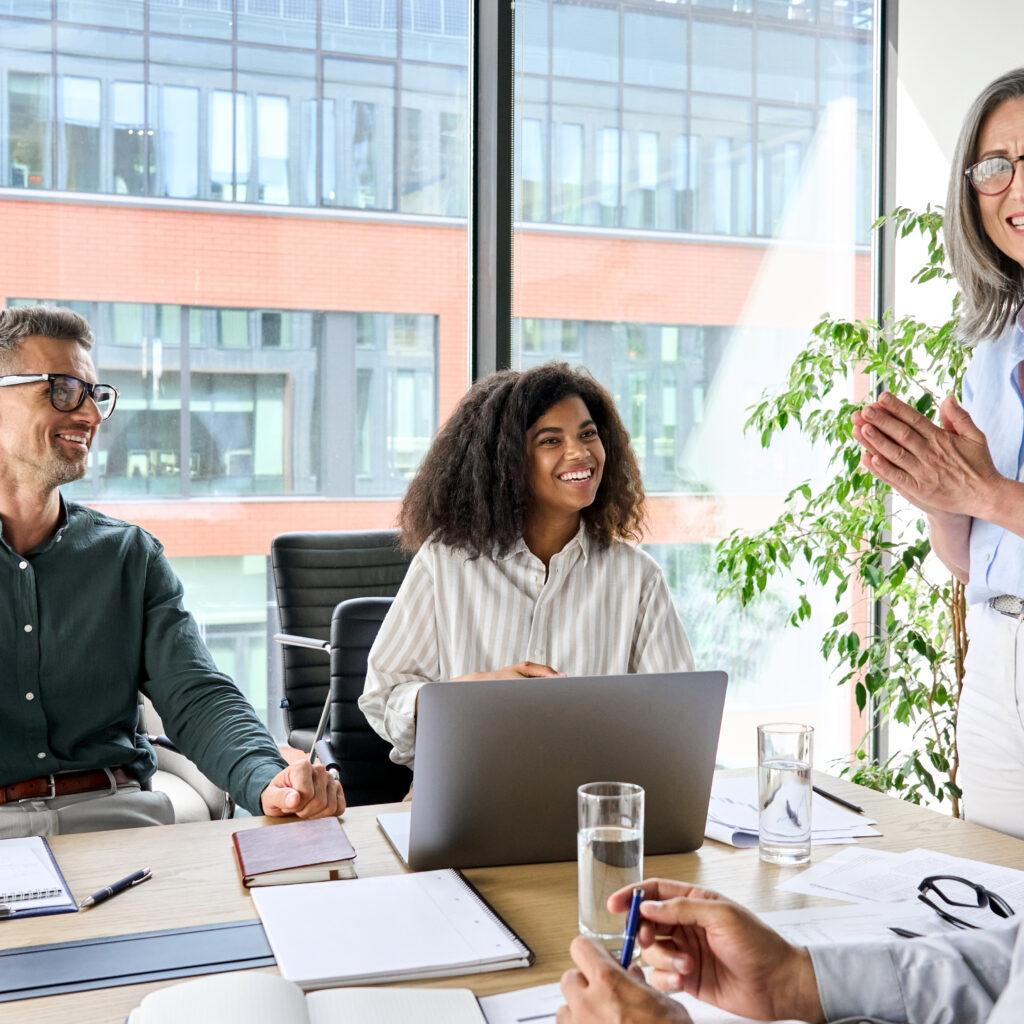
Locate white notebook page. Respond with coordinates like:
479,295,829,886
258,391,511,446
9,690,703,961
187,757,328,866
252,869,526,989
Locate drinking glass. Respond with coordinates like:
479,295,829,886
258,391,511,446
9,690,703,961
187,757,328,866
757,723,813,865
577,781,644,952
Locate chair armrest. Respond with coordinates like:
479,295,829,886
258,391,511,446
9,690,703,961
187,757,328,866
313,739,341,775
148,733,181,755
273,632,330,652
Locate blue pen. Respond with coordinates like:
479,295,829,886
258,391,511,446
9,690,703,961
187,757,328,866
620,886,645,967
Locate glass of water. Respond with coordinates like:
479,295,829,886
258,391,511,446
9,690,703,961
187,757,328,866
577,781,644,952
757,723,814,866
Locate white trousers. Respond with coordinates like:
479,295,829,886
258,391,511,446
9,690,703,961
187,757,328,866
958,602,1024,839
0,781,174,839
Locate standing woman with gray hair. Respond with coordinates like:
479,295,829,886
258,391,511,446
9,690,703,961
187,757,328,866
851,67,1024,837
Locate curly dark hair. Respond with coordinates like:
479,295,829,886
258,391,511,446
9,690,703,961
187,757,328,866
399,362,646,556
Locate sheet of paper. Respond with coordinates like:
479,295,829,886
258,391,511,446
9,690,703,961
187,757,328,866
705,777,879,849
778,846,1024,933
0,836,76,915
480,979,810,1024
376,811,411,865
761,899,951,945
252,869,527,989
777,847,901,899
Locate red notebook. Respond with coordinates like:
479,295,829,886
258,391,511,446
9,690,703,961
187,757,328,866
232,817,357,887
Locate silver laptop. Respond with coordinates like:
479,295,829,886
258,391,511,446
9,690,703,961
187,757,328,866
381,671,726,870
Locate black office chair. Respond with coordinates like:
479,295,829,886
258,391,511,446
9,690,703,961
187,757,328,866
270,529,412,752
317,597,413,805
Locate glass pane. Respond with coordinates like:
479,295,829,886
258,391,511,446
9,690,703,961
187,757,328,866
513,0,877,769
692,22,753,96
150,37,232,201
400,64,468,216
757,29,816,105
324,58,396,210
4,20,52,189
237,1,317,49
0,5,468,735
56,0,144,30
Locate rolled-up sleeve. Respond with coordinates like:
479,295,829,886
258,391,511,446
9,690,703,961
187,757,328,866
810,920,1018,1024
358,551,440,767
629,562,695,674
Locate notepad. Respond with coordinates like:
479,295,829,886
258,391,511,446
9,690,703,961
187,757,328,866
250,869,533,990
128,972,488,1024
232,817,357,886
0,837,77,919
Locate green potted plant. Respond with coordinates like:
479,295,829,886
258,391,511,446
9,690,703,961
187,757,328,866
716,206,969,813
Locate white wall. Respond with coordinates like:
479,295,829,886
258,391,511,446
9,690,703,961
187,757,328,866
895,0,1022,321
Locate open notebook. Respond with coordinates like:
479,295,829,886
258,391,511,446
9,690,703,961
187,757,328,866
250,869,532,990
0,837,77,919
129,972,487,1024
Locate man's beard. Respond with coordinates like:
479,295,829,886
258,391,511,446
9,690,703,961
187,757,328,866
42,445,89,490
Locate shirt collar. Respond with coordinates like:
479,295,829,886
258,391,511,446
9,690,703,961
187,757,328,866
496,519,591,565
0,493,71,558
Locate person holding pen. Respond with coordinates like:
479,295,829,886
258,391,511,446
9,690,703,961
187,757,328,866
557,878,1021,1023
358,361,694,768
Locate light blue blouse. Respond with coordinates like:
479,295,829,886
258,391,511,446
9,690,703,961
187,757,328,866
962,308,1024,605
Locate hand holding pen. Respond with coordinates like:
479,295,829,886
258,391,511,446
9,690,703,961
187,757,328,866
79,868,152,909
620,887,645,967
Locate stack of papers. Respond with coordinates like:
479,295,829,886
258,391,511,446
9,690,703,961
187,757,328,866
779,846,1024,912
705,776,880,849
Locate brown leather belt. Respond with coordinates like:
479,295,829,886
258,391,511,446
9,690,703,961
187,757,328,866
0,768,135,805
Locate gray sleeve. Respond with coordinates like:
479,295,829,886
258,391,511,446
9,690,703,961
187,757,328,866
810,921,1018,1024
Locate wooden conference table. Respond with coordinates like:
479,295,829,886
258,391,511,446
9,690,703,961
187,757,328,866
3,771,1024,1024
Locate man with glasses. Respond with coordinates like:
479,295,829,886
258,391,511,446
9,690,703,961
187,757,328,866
557,878,1021,1023
0,305,345,836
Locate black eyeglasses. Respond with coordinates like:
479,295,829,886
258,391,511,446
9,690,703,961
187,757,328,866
917,874,1015,930
0,373,119,420
965,154,1024,195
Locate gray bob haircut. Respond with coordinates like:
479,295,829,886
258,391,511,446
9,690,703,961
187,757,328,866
946,67,1024,344
0,305,95,370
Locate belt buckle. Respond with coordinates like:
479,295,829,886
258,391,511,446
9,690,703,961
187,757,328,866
17,774,56,803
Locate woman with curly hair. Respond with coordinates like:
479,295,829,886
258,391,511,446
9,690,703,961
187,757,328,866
358,361,694,767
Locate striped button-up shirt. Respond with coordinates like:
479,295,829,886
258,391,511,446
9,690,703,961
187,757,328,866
359,523,694,766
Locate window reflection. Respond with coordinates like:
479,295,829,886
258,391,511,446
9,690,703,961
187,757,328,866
515,318,724,494
10,300,438,501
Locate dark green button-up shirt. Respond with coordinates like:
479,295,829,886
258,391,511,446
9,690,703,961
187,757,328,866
1,498,285,815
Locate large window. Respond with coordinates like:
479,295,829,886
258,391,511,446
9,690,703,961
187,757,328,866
0,1,877,760
513,0,876,767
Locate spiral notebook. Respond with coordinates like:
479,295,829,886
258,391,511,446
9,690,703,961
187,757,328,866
250,869,533,990
0,837,78,919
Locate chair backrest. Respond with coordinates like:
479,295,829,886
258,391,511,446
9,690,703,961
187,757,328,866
270,530,412,750
329,597,413,805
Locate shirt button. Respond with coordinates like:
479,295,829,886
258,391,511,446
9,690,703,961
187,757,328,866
984,552,992,562
24,624,32,633
37,752,46,759
18,561,27,570
56,534,62,543
25,692,34,701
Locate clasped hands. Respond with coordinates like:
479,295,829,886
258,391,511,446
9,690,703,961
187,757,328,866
557,879,824,1024
851,391,1002,521
260,758,346,819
